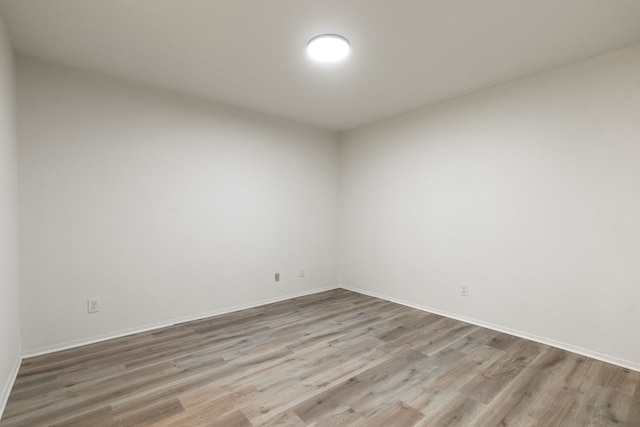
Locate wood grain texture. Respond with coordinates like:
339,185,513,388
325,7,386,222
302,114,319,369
1,289,638,426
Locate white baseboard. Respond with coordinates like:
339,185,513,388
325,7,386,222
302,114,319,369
340,284,640,373
22,285,340,359
20,283,638,373
0,353,22,420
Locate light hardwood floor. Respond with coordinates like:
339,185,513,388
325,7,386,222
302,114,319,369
1,289,639,426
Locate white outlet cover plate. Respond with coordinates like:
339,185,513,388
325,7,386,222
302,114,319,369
88,298,100,313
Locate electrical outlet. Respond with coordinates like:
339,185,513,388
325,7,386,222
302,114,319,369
460,283,469,297
299,267,305,277
87,298,100,313
274,272,280,282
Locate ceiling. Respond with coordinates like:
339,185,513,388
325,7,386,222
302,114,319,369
2,1,640,132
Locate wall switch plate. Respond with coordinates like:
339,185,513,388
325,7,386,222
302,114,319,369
87,298,100,313
460,284,469,297
274,272,280,282
299,268,305,277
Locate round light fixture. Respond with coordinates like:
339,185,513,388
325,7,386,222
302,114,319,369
306,34,350,62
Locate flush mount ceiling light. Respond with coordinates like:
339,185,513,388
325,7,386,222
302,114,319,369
306,34,350,62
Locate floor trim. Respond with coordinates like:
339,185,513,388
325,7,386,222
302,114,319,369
22,285,340,359
20,283,639,373
0,353,21,420
341,284,640,373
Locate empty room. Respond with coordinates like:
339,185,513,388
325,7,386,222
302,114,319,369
1,1,640,426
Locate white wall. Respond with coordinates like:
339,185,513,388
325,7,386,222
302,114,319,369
340,44,640,369
13,38,640,372
0,13,20,414
17,57,340,353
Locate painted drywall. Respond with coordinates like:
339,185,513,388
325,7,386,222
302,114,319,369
0,13,20,415
340,44,640,368
17,57,340,353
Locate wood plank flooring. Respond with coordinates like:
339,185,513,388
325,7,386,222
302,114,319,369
1,289,639,426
